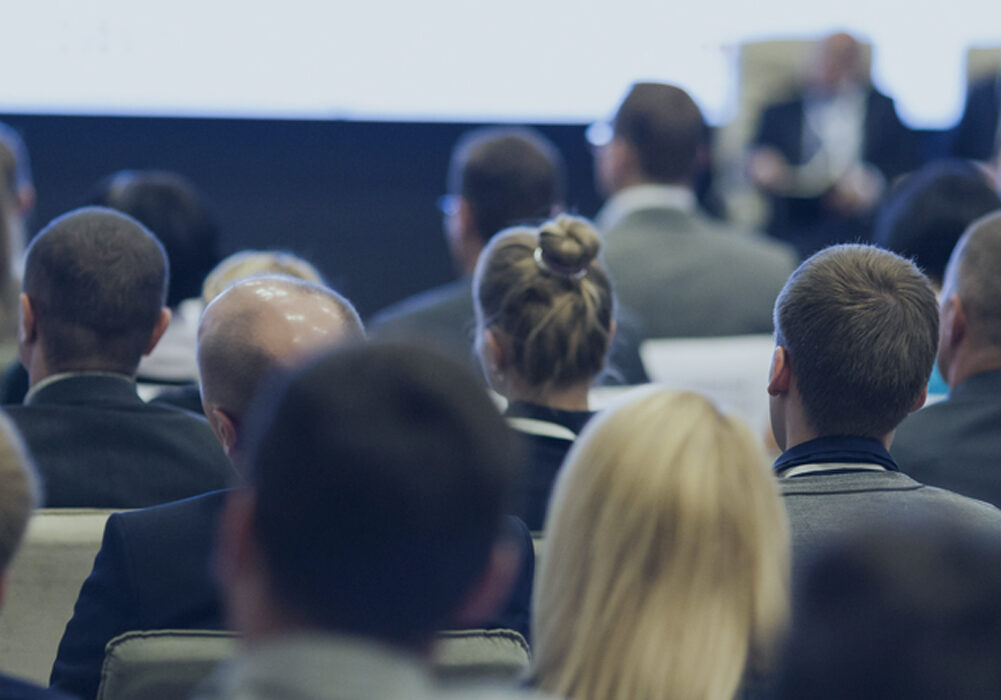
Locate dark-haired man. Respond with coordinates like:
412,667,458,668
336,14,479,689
767,244,1001,576
370,127,564,365
2,207,230,507
197,344,545,700
892,212,1001,508
595,82,796,340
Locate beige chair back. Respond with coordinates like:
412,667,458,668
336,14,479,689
97,628,531,699
0,508,119,683
966,46,1001,84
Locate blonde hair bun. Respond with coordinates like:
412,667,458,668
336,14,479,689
537,215,601,277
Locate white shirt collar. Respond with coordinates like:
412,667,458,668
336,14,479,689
596,183,696,231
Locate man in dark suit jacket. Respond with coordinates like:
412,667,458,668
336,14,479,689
51,277,535,700
951,73,1001,162
0,414,74,698
2,207,230,508
768,244,1001,580
893,212,1001,507
750,33,918,256
595,82,797,339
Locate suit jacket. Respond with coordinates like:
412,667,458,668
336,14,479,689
50,490,535,700
754,88,918,252
780,469,1001,579
0,673,75,699
891,370,1001,508
3,374,231,508
951,75,1001,161
599,205,796,339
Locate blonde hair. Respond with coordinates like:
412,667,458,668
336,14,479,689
473,215,612,391
532,390,790,700
201,250,324,305
0,413,39,573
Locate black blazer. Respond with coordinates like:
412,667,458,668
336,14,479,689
50,490,535,700
951,75,1001,161
0,673,75,699
3,375,231,508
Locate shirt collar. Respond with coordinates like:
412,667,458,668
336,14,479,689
596,184,696,231
25,371,134,405
773,435,898,478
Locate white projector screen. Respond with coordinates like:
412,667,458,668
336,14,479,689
2,0,997,128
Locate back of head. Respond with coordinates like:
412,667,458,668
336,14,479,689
0,413,39,576
449,127,565,242
533,389,789,700
243,343,518,646
473,215,613,393
874,160,1001,287
88,170,221,308
944,211,1001,350
776,518,1001,699
774,244,938,438
612,82,706,184
198,275,364,426
23,206,168,374
200,250,325,305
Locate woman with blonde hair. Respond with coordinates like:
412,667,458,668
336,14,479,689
531,389,790,700
473,214,614,530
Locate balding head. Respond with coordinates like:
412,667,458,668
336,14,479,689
810,33,865,92
197,276,364,460
939,212,1001,386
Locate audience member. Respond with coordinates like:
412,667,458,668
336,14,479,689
50,276,365,700
87,170,222,389
596,81,796,339
768,244,1001,578
874,159,1001,290
750,33,917,256
951,71,1001,162
473,216,610,530
531,389,789,700
2,207,230,507
892,212,1001,507
196,344,544,700
775,517,1001,699
0,414,74,698
0,140,24,366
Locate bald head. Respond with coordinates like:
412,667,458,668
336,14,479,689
810,33,864,92
944,212,1001,349
197,276,364,454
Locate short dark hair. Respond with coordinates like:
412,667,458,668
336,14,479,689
776,518,1001,699
23,207,168,374
613,82,706,184
243,343,519,646
950,211,1001,348
88,170,221,308
774,245,938,438
874,159,1001,287
449,127,565,243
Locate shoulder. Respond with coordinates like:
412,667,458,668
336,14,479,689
110,490,228,546
368,281,473,336
0,673,75,699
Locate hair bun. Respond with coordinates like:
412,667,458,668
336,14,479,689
537,215,601,278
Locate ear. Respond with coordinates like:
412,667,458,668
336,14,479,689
208,406,240,461
483,328,508,373
940,294,966,351
911,385,928,413
143,308,172,356
16,186,35,216
18,293,36,346
767,346,792,397
608,319,618,347
450,540,521,628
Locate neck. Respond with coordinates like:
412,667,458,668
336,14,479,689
945,344,1001,390
507,382,590,412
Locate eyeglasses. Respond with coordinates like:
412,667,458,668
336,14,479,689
585,120,614,148
436,194,461,217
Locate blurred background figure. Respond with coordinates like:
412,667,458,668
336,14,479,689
749,32,917,257
531,389,789,700
473,216,612,530
775,518,1001,699
951,70,1001,163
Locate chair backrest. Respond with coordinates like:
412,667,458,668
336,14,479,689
640,334,777,445
0,508,119,683
97,628,531,699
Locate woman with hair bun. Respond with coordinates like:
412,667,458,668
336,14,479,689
531,389,790,700
473,214,614,530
